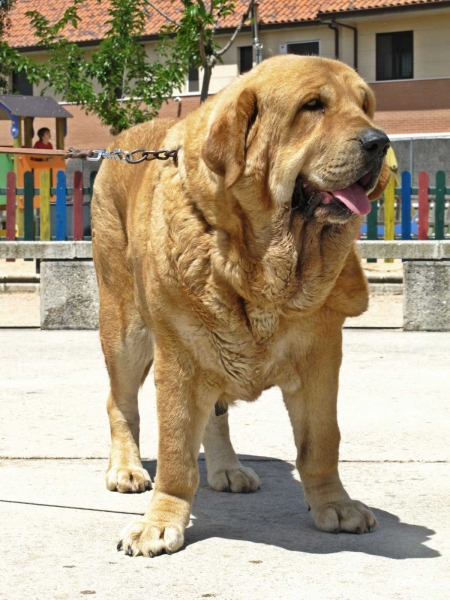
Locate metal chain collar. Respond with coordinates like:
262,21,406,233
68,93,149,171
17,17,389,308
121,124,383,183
65,147,179,164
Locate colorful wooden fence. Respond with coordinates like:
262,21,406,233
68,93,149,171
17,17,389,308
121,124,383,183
0,169,449,242
361,170,449,241
0,169,97,242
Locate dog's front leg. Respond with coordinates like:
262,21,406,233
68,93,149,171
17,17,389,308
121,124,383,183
282,329,378,534
118,344,215,557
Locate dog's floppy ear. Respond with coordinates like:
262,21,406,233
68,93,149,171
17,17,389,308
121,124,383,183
202,88,257,189
368,160,391,200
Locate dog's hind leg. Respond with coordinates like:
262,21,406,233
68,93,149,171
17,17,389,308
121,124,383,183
202,405,260,493
98,289,154,494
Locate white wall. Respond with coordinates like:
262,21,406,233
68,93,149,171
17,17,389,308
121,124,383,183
21,7,450,101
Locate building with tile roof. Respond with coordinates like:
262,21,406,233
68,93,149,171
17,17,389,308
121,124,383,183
2,0,450,155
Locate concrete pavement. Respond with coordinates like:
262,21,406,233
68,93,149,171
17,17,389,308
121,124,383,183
1,329,449,599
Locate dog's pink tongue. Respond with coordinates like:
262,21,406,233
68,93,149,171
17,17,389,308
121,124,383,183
332,184,371,216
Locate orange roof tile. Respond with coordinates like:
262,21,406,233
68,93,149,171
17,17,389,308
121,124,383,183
5,0,447,49
318,0,445,15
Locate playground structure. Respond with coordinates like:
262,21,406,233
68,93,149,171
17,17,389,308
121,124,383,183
0,96,72,236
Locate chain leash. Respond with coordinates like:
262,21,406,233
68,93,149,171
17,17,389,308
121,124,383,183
65,147,179,165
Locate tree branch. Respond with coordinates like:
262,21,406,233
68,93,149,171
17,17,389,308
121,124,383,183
211,2,224,34
198,27,208,68
215,0,254,57
144,0,181,27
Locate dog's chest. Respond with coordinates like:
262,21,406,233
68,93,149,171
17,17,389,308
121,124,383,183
185,300,300,400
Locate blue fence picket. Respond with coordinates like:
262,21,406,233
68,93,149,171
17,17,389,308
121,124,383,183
56,170,67,241
435,171,446,240
401,171,411,240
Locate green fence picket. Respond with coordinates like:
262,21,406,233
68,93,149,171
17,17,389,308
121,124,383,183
89,170,97,200
23,171,34,241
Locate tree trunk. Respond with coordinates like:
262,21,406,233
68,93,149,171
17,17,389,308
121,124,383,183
200,64,212,103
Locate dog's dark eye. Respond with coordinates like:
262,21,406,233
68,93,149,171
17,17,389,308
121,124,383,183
302,99,324,112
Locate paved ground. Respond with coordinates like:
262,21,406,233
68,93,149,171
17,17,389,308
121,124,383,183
1,329,449,600
0,290,404,328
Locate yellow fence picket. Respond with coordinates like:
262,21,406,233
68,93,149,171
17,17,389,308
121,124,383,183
40,170,51,241
383,173,395,263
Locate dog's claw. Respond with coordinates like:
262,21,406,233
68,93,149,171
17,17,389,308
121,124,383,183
117,540,123,551
126,546,133,556
145,481,151,491
149,551,155,558
241,487,248,494
355,527,361,534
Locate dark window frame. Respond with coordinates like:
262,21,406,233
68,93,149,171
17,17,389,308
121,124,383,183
238,46,254,74
376,31,414,81
187,64,200,93
12,72,33,95
287,41,320,57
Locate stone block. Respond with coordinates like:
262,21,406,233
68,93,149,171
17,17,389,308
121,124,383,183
403,261,450,331
40,261,99,330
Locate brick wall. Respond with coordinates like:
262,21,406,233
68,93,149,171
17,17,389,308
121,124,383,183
374,109,450,135
371,78,450,134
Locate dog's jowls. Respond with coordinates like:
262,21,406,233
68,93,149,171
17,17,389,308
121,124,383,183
92,55,391,557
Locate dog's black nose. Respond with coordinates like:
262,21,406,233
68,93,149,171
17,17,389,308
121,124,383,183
360,129,390,157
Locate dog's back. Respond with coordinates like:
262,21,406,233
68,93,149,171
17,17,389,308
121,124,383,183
92,118,177,238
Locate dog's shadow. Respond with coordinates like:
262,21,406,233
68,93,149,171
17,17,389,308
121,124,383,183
142,456,439,560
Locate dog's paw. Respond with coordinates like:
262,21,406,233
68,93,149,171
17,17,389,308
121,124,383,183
106,466,152,493
312,499,378,534
208,465,260,493
117,519,184,557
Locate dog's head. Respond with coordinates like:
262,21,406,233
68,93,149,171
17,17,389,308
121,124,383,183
202,55,391,224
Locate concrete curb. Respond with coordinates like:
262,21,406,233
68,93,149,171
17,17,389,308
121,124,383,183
357,240,450,260
1,240,450,260
0,283,39,293
0,241,92,259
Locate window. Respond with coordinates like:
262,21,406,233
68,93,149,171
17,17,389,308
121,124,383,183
188,65,199,93
12,72,33,95
239,46,253,74
286,41,320,56
376,31,413,80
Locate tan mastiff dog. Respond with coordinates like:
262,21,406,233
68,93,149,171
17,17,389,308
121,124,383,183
92,55,391,557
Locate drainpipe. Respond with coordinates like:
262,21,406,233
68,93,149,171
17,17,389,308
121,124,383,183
321,19,358,71
252,1,264,64
334,20,358,71
327,21,339,60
